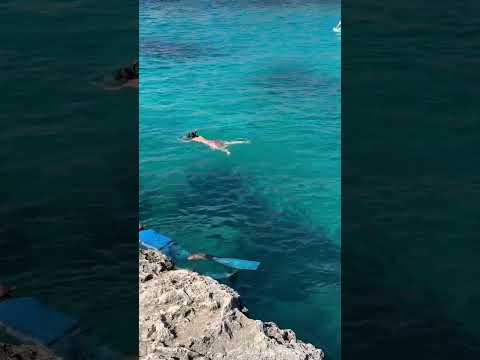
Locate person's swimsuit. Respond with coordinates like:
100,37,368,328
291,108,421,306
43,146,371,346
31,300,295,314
208,140,225,148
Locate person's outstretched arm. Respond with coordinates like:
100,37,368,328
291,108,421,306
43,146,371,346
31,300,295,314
220,148,231,156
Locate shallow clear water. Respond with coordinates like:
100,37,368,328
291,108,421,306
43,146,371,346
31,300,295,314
140,0,340,357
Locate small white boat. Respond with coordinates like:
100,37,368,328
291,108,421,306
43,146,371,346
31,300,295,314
333,20,341,33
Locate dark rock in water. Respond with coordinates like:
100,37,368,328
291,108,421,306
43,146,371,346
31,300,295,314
139,249,325,360
0,284,13,300
0,286,7,299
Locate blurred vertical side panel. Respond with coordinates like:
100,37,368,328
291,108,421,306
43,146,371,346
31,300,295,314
0,0,138,358
343,0,480,359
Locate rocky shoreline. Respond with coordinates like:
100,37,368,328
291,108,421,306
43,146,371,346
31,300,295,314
139,249,324,360
0,250,324,360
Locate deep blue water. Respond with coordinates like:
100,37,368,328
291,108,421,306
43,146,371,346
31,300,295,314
140,0,340,357
1,0,138,355
342,2,480,358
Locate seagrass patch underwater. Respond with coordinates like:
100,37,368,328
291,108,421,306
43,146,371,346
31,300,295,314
140,0,340,357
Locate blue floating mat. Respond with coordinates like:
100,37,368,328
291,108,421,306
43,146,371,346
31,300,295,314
0,298,79,346
139,230,260,270
139,229,173,251
212,257,261,271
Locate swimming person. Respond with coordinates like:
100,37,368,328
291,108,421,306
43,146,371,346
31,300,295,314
183,130,250,156
102,60,138,90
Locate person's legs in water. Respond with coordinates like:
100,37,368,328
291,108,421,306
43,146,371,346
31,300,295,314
218,140,249,155
223,140,250,146
219,147,231,156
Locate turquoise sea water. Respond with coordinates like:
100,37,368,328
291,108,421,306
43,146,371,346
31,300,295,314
140,0,340,357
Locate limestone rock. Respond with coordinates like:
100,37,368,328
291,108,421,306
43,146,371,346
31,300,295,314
139,249,324,360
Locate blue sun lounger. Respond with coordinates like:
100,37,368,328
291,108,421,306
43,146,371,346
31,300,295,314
0,297,79,346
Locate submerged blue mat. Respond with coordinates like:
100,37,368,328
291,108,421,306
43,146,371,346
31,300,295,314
212,257,261,271
0,298,78,345
139,229,260,270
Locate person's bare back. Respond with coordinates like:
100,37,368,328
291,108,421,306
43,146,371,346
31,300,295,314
184,131,249,156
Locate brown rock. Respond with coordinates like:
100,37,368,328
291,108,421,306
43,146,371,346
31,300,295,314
0,343,59,360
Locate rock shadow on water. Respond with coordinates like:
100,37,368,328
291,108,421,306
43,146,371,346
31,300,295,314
140,40,223,62
172,168,340,304
251,63,339,98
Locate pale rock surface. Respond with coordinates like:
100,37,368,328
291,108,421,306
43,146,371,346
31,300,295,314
139,249,324,360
